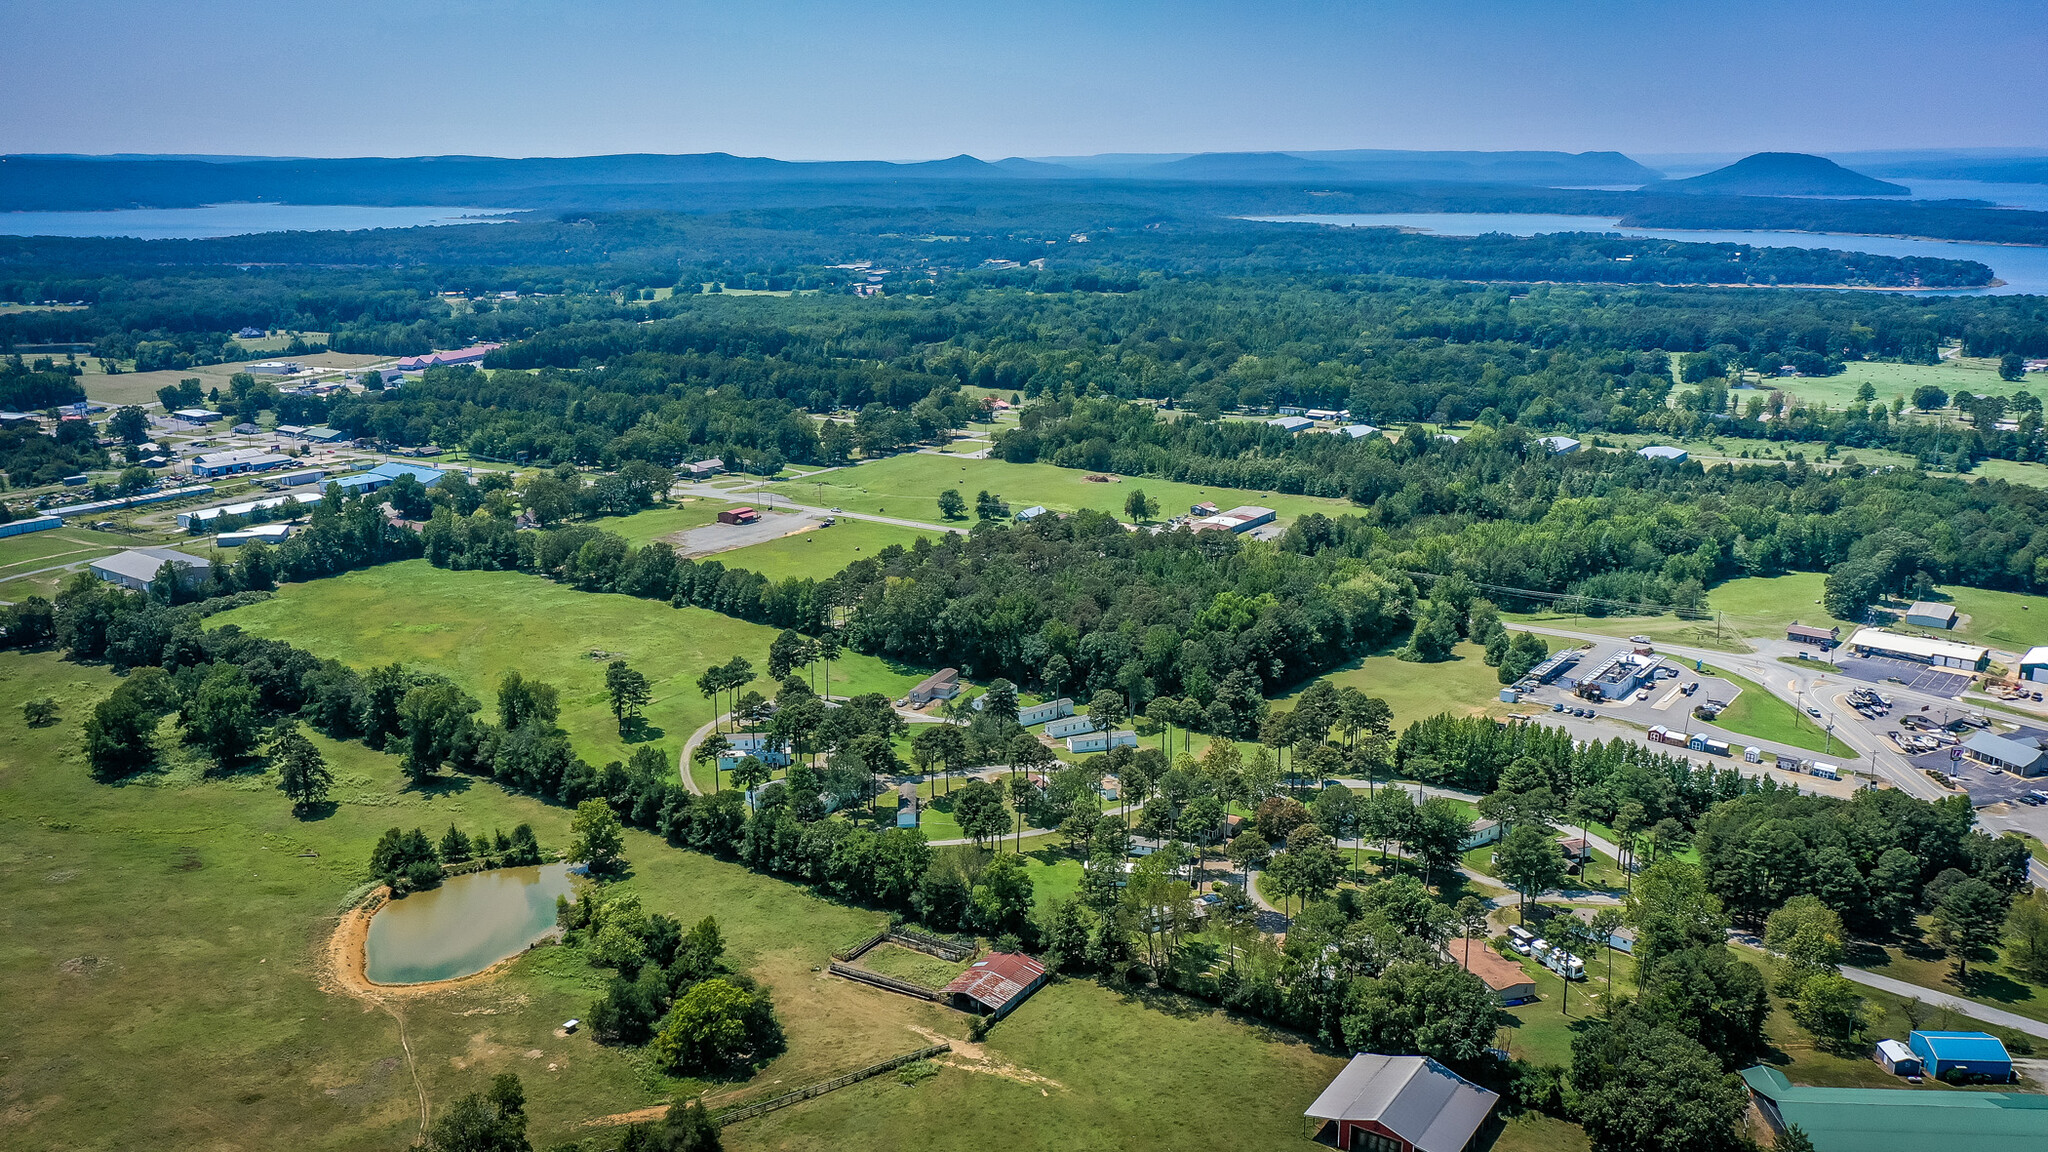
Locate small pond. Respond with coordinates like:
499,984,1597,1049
365,863,575,984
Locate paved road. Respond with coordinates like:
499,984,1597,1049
1836,966,2048,1041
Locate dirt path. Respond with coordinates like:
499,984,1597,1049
906,1025,1063,1091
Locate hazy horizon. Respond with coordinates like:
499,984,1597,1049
4,0,2042,159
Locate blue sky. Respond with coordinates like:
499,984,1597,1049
4,0,2043,159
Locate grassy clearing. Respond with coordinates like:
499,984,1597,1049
713,517,941,581
1276,642,1518,729
729,978,1348,1152
1,646,1466,1151
789,452,1356,529
1774,359,2016,411
852,942,970,990
1849,925,2048,1027
1496,946,1638,1067
1504,608,1753,654
601,500,738,546
1705,572,2048,655
78,351,383,408
206,560,930,773
1699,664,1841,755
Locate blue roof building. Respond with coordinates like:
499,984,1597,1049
1907,1031,2012,1081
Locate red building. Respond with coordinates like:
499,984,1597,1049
717,506,759,525
941,952,1047,1020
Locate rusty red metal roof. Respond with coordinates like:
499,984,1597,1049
941,952,1047,1011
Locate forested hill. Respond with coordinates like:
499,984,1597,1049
1659,153,1910,198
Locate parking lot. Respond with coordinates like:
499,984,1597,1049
1906,747,2045,806
1832,653,1974,698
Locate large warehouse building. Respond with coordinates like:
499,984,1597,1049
1846,628,1988,671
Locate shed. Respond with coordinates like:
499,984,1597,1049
1015,504,1048,522
1905,601,1958,629
1908,1031,2012,1080
941,952,1047,1019
1873,1039,1920,1076
1304,1053,1499,1152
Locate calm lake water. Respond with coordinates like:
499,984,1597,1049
365,863,574,984
0,203,522,240
1248,213,2048,296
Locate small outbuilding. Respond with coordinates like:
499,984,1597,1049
1905,601,1958,629
941,952,1047,1019
1908,1031,2012,1081
1873,1038,1921,1077
1304,1053,1499,1152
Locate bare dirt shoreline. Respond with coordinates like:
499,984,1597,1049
321,887,542,1002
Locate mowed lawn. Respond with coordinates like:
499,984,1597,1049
206,560,932,772
712,516,941,580
1706,572,2048,655
790,453,1358,528
76,350,384,408
1277,642,1522,729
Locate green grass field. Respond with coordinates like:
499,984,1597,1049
206,561,932,773
714,517,943,581
1275,642,1520,729
791,452,1357,528
78,350,384,408
1,646,1476,1151
1703,572,2048,655
1766,359,2018,412
1700,664,1841,755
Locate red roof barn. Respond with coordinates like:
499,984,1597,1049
941,952,1047,1019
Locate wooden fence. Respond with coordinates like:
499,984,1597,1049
827,962,942,1001
712,1044,951,1127
833,930,888,962
888,928,972,962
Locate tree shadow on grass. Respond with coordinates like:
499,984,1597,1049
622,719,666,744
405,774,473,797
1953,966,2039,1005
292,799,340,822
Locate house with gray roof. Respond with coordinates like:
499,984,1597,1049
1304,1053,1499,1152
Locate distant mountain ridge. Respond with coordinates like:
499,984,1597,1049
0,148,1660,212
1659,152,1909,197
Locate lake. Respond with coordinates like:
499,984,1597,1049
1247,213,2048,296
0,203,523,240
365,863,575,984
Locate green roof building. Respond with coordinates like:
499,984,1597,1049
1740,1066,2048,1152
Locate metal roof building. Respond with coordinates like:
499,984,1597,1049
1305,1054,1499,1152
1740,1064,2042,1152
1538,435,1582,454
1961,731,2047,776
1846,628,1988,671
941,952,1047,1019
2021,645,2048,683
1909,1031,2014,1080
90,547,210,592
1906,601,1959,629
1269,415,1315,433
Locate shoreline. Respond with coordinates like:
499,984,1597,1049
322,886,556,1000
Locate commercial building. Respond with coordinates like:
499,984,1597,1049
1459,946,1536,1006
1304,1054,1499,1152
1905,601,1958,629
1740,1064,2042,1152
299,426,349,443
1340,423,1381,439
1846,628,1988,671
90,547,210,592
176,491,325,529
680,459,724,477
188,448,293,477
217,523,293,547
908,668,961,705
1786,623,1840,647
2020,646,2048,683
1960,731,2047,776
263,468,329,489
46,484,214,518
716,506,760,525
0,515,64,538
1269,415,1315,433
396,343,503,371
941,952,1047,1019
1907,1031,2012,1080
1189,505,1277,534
1066,730,1137,754
171,408,223,424
330,461,451,496
1577,651,1660,701
1637,444,1689,462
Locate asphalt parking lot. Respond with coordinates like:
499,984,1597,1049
1832,654,1974,698
1907,747,2044,806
